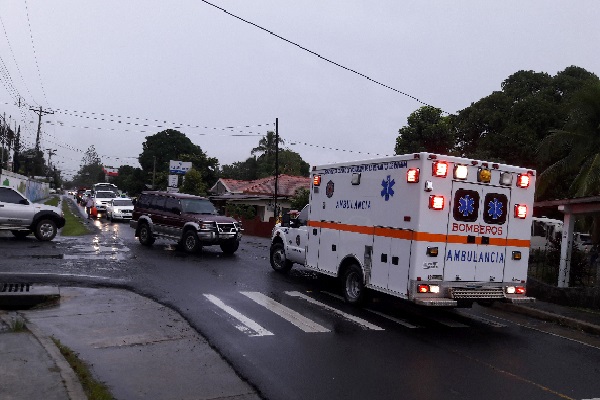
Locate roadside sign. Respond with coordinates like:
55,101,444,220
169,160,192,175
168,175,179,187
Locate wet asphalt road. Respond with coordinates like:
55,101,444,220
2,195,600,400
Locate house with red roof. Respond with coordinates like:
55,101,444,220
209,174,311,237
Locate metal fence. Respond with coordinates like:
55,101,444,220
528,244,599,288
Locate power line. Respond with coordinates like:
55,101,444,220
0,13,38,105
200,0,449,114
23,0,49,105
53,108,272,134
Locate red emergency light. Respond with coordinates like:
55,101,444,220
432,161,448,177
313,175,321,186
429,195,444,210
514,204,528,219
407,169,420,183
516,174,530,188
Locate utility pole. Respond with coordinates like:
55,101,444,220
29,106,54,176
274,118,279,221
152,156,156,190
29,106,54,153
46,148,56,180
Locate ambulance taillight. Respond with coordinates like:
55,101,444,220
407,169,420,183
516,174,530,188
429,195,444,210
506,286,526,295
514,204,528,219
417,284,440,294
313,175,321,186
433,161,448,177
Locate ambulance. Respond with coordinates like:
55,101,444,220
270,152,535,307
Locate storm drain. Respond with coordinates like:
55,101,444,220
0,283,60,310
1,283,32,293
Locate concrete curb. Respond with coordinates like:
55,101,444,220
0,313,87,400
494,303,600,336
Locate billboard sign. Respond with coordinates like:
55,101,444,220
169,160,192,175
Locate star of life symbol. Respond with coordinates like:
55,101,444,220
487,198,503,220
458,194,475,217
380,175,395,201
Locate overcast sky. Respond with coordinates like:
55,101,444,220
1,1,598,180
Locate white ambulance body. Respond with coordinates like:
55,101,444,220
270,152,535,307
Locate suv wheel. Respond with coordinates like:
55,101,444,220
11,230,31,239
138,223,155,246
182,229,201,253
220,239,239,254
34,219,57,241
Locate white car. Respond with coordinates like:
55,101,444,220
93,191,117,216
106,198,134,221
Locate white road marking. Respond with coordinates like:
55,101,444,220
365,308,421,329
453,310,507,328
241,292,330,333
203,294,273,337
285,291,384,331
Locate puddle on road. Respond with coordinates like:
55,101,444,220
8,253,135,261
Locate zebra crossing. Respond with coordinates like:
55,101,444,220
203,290,508,337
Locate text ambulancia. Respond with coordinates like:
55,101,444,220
270,152,535,307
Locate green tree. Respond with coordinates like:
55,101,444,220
220,157,259,180
180,168,207,196
395,106,454,155
139,129,217,190
72,146,104,187
537,81,600,199
290,187,310,210
453,67,598,167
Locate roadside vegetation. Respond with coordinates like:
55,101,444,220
61,200,89,236
7,315,27,332
52,338,114,400
44,196,59,207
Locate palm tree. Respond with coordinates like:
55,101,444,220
251,131,284,159
537,81,600,199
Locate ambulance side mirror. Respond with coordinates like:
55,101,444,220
281,213,291,227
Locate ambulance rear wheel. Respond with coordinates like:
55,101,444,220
342,264,364,305
270,243,292,273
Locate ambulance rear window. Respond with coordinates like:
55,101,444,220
483,193,508,225
453,189,479,222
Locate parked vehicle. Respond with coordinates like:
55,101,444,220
271,152,536,307
130,191,242,254
106,198,134,221
0,186,65,241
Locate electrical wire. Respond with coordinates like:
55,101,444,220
0,13,38,105
23,0,49,105
200,0,449,114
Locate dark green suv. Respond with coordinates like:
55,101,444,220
130,191,242,254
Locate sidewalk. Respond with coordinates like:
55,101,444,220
0,287,261,400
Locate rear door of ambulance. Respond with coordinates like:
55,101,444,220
445,181,510,282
